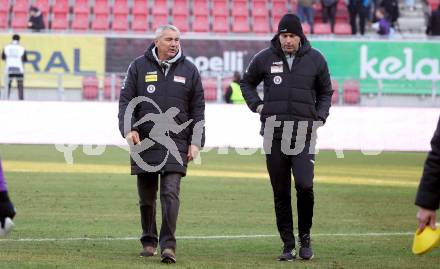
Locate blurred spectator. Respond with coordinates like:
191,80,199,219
372,8,393,35
28,6,45,32
348,0,371,35
379,0,399,27
426,5,440,36
297,0,318,34
321,0,338,32
1,34,28,100
224,71,245,104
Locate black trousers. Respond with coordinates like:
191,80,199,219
348,5,368,35
137,172,181,250
322,3,338,32
7,73,24,100
266,139,315,250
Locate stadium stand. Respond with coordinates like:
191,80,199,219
202,77,218,101
82,76,99,100
103,75,121,100
331,79,339,105
0,0,431,36
343,80,361,105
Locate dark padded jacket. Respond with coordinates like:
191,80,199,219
240,34,333,141
415,117,440,210
118,43,205,175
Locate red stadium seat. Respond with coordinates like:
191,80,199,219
193,0,208,16
72,13,89,31
172,0,188,16
73,0,89,14
34,0,50,14
193,15,210,32
252,0,268,17
112,14,129,31
113,0,129,15
52,12,69,30
272,1,288,31
334,23,351,35
232,16,249,33
82,76,99,100
152,0,168,15
253,16,270,33
343,80,361,105
301,23,310,34
172,15,189,32
133,0,148,15
12,0,28,14
92,14,109,31
53,0,69,14
103,75,121,100
132,14,149,32
151,14,168,30
212,0,228,16
202,77,217,101
331,79,339,105
94,0,110,15
0,12,8,29
313,22,332,34
11,13,28,29
231,0,248,17
0,0,9,13
335,8,349,23
212,15,228,32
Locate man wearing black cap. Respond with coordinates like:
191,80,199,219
240,14,332,261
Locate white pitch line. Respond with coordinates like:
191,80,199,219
0,232,414,243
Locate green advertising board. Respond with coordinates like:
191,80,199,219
312,40,440,95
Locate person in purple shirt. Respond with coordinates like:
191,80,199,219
0,159,16,236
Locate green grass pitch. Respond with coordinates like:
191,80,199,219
0,144,439,268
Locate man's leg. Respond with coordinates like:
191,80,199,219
137,173,159,253
7,75,12,99
159,172,181,263
266,139,295,254
349,7,357,34
291,143,315,259
159,173,181,251
17,74,24,100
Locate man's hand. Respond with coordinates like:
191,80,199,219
417,207,437,232
187,145,200,162
125,131,140,146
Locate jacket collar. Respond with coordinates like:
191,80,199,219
145,42,184,66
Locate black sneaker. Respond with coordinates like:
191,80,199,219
277,247,296,261
299,234,314,260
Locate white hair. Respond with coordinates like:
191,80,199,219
154,25,180,39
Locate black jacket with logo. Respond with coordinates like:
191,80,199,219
240,35,333,141
415,117,440,210
118,43,205,175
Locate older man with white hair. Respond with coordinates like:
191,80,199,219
118,25,205,264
